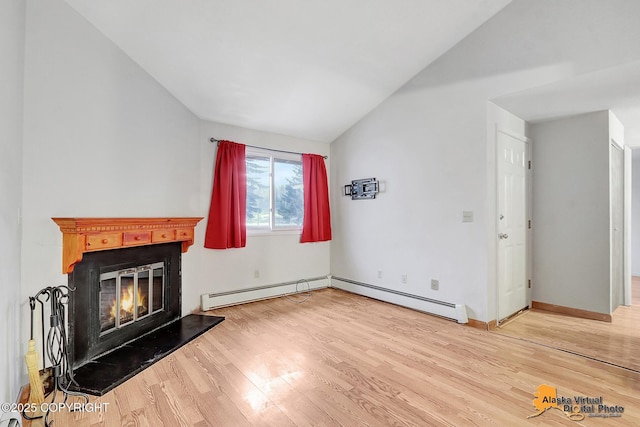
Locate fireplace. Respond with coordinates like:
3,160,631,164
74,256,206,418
51,217,225,396
52,218,202,368
68,242,182,368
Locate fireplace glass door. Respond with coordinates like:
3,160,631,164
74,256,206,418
99,262,165,334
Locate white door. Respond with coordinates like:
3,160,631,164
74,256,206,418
497,130,528,321
611,142,624,310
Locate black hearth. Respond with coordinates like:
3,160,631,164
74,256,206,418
71,313,224,395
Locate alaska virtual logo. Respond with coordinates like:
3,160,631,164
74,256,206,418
528,384,624,421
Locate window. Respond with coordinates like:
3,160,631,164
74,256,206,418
246,151,303,232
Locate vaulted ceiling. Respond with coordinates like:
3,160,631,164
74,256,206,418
64,0,511,143
493,60,640,148
63,0,640,147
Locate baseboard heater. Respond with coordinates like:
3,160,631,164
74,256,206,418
201,276,330,310
331,276,468,324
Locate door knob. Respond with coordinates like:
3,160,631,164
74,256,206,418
498,233,509,239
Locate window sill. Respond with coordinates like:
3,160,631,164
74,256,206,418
247,229,302,237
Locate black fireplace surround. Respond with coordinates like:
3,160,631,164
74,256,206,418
68,242,182,369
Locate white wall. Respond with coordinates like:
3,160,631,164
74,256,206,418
0,0,25,405
330,0,640,322
189,121,330,312
21,0,200,344
531,111,611,314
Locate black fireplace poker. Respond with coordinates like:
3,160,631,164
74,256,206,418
23,285,89,426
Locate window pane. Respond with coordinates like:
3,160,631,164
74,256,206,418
137,270,149,318
99,277,116,333
274,159,303,228
120,275,135,327
152,267,164,313
246,156,270,228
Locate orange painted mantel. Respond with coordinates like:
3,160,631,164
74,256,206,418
52,217,203,274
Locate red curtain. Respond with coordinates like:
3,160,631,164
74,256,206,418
301,154,332,243
204,141,247,249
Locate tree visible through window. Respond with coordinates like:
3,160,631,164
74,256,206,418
275,159,303,227
246,153,303,230
246,156,269,228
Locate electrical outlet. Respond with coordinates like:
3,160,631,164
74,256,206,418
377,270,383,279
401,274,408,284
431,279,439,290
254,269,260,279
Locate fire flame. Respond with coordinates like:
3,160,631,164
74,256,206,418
109,284,148,324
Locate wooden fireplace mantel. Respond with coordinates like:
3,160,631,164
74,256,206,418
52,217,203,274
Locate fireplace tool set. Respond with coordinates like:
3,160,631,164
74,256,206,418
23,285,88,426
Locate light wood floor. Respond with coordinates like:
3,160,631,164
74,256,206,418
26,288,639,426
495,278,640,373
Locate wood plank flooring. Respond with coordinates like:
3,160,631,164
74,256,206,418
24,288,639,426
494,278,640,373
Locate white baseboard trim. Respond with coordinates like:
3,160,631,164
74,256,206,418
201,276,330,310
331,276,468,323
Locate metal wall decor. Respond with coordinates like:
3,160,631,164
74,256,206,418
344,178,379,200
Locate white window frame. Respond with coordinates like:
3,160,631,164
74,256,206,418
245,148,303,235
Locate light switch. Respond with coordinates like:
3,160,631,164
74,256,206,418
463,211,473,222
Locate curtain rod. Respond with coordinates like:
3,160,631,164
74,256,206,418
210,137,328,159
